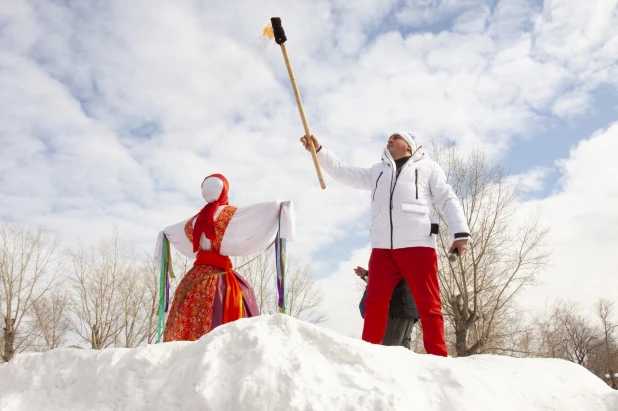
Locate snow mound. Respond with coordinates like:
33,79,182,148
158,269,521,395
1,314,616,410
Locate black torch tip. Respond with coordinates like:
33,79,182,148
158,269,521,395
270,17,287,45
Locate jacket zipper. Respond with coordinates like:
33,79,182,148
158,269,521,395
373,172,383,201
385,153,413,249
415,169,419,200
389,173,400,249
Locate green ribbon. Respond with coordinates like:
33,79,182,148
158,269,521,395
156,235,170,343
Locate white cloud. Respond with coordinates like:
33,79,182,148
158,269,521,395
508,166,554,194
488,0,540,41
533,0,618,72
518,122,618,311
453,5,491,34
552,89,593,118
1,0,618,338
316,246,371,338
396,0,485,28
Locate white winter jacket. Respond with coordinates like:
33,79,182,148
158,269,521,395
317,146,470,250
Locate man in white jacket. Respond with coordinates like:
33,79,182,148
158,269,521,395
301,132,470,356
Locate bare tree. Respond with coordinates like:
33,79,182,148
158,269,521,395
534,301,603,367
432,145,551,357
0,220,63,361
141,248,194,345
558,308,601,367
511,325,538,358
410,324,426,354
234,251,276,315
593,299,618,388
118,249,188,347
534,303,568,359
467,306,532,356
170,248,193,281
509,299,618,387
69,229,131,349
235,251,327,323
117,256,161,348
29,289,71,351
71,240,189,348
285,257,328,324
143,254,167,345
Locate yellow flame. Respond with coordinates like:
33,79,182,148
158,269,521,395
262,22,274,39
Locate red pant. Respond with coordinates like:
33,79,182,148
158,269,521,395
362,247,447,356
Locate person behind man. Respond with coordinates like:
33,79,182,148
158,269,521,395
355,266,419,349
300,132,470,357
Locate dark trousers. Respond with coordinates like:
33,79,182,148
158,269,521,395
382,315,415,349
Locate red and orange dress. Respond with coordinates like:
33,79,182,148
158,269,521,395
155,197,295,342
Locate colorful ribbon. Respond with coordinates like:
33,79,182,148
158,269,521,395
157,234,174,343
275,203,287,314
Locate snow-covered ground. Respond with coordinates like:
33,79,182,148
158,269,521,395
1,315,616,411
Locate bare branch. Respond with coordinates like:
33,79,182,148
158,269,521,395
0,220,64,361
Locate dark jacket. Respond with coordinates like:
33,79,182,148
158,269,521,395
359,278,419,322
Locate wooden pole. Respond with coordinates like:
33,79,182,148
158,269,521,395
279,43,326,190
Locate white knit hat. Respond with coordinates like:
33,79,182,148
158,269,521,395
392,131,419,153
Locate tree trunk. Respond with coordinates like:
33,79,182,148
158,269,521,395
454,321,468,356
2,318,15,362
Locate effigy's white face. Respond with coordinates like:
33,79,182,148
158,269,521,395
201,177,224,203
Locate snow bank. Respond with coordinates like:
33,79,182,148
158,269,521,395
1,314,616,410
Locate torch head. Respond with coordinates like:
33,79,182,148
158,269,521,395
270,17,287,45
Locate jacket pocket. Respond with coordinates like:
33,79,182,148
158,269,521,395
399,203,431,238
401,203,430,214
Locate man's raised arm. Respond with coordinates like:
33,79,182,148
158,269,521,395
300,134,372,190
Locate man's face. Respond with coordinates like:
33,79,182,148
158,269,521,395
387,134,411,157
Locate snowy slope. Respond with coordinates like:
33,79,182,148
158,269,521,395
1,314,616,411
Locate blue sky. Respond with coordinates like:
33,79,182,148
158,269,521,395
503,86,618,195
1,0,617,336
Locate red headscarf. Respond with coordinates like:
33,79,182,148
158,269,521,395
192,174,229,252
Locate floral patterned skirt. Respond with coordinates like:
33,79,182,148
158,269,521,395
163,264,258,342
